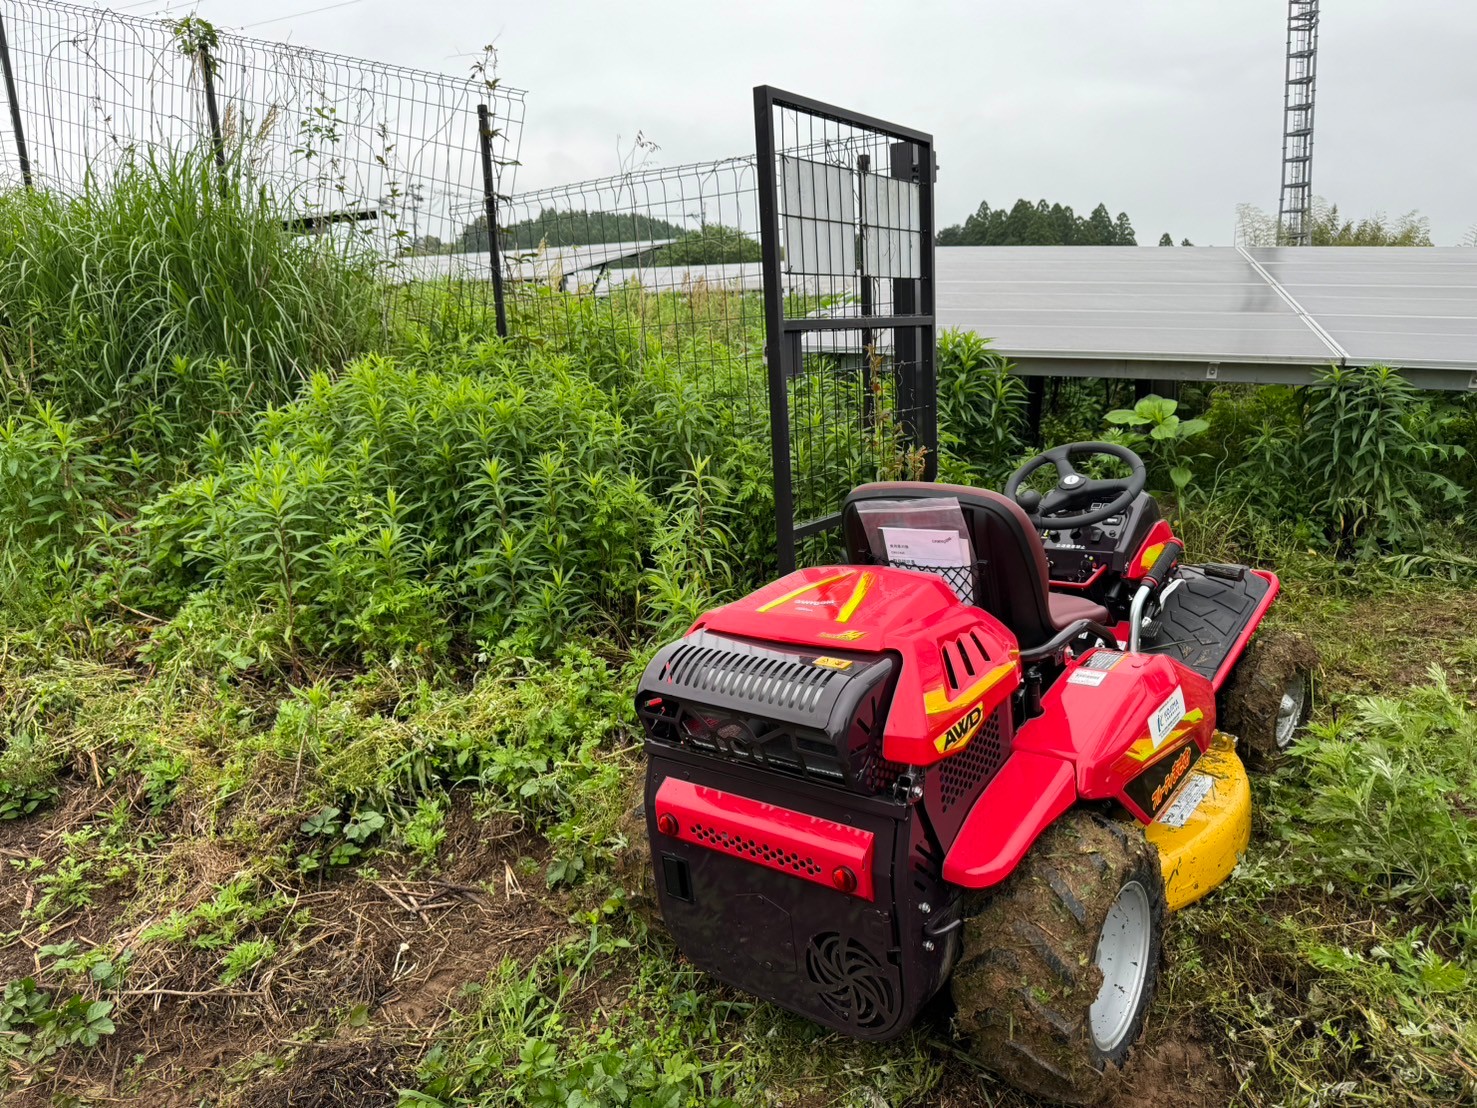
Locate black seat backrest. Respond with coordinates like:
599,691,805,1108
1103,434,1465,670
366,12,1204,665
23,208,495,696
841,481,1057,651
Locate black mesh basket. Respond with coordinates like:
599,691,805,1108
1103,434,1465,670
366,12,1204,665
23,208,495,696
889,559,976,603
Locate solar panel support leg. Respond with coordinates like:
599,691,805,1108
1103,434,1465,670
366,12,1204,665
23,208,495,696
1026,377,1046,445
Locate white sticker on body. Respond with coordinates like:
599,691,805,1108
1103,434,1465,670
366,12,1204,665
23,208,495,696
1157,771,1214,828
1149,685,1187,748
1068,669,1108,687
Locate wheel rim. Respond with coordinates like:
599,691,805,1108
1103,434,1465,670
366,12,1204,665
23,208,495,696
1089,880,1152,1053
1275,672,1307,749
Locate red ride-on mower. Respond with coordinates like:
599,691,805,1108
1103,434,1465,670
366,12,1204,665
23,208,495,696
633,442,1313,1104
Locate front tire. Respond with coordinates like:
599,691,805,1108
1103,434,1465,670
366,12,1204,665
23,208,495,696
951,811,1167,1105
1220,629,1317,767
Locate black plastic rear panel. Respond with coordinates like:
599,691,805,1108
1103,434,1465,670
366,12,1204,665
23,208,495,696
646,751,954,1042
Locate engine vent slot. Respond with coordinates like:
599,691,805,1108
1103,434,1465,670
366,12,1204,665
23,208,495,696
942,631,993,693
659,643,835,712
804,932,898,1030
689,822,823,878
938,706,1008,811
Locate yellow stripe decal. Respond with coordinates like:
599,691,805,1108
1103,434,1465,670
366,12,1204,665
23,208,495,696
1139,542,1166,572
755,570,855,614
923,661,1017,717
1126,708,1205,762
834,572,875,624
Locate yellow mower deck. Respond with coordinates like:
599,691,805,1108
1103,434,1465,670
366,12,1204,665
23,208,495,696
1145,732,1252,911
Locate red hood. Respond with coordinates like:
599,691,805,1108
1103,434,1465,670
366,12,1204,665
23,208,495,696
691,566,1021,766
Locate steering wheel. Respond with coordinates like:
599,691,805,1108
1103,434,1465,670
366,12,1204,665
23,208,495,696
1003,441,1147,529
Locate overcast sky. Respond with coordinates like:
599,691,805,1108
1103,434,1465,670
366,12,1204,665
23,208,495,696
103,0,1477,245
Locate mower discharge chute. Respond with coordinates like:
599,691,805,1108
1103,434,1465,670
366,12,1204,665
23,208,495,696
633,442,1312,1105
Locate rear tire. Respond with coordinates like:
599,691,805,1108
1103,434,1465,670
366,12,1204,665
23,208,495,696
951,811,1167,1106
611,774,663,933
1219,629,1317,768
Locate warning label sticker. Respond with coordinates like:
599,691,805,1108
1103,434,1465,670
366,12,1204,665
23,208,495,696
1068,669,1109,687
1158,772,1214,828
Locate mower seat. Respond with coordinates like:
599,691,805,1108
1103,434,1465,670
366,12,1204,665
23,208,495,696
841,482,1110,653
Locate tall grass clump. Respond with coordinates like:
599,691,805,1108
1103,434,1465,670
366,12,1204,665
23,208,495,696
0,148,382,438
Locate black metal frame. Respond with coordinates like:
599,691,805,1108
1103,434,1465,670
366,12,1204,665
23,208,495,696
0,12,30,187
754,86,938,573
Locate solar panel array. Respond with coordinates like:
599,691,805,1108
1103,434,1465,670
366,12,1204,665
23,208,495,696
934,246,1477,389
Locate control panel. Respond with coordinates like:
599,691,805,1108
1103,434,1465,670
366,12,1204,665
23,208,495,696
1040,497,1154,583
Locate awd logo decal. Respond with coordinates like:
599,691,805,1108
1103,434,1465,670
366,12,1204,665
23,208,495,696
813,656,853,671
935,703,986,754
818,629,866,641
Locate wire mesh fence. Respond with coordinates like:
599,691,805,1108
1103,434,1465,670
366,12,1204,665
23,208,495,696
0,0,525,334
493,154,771,431
0,2,943,566
755,88,936,569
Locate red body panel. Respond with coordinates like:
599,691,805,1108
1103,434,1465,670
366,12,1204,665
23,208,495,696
943,649,1218,887
693,566,1021,767
940,752,1076,887
654,778,877,900
1125,518,1177,582
1015,650,1216,821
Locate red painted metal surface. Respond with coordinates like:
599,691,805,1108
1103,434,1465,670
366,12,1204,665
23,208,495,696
692,565,1021,766
653,777,877,900
941,751,1076,888
1013,649,1216,823
1048,563,1107,591
1211,570,1280,691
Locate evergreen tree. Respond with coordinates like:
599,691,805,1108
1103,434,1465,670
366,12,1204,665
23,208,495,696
1158,233,1174,246
1114,212,1136,245
1083,203,1116,245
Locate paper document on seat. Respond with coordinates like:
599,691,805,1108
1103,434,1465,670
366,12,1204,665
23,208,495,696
880,527,971,567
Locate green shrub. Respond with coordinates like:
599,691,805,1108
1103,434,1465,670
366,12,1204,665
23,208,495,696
0,405,112,583
1105,394,1209,495
1284,668,1477,905
936,329,1026,483
132,345,754,658
1299,365,1465,556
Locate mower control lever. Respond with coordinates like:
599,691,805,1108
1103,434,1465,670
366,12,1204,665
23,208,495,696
1003,442,1147,529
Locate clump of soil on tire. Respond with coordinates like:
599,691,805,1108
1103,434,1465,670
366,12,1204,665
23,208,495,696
1220,629,1318,765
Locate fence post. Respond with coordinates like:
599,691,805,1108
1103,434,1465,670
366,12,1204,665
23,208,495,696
0,13,33,188
198,43,227,173
476,102,508,339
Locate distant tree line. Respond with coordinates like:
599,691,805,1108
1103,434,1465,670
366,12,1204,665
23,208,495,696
1236,200,1436,246
452,207,761,264
937,199,1140,246
460,208,686,252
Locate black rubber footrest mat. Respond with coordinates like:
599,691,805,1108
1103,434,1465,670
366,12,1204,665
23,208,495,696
1140,565,1271,684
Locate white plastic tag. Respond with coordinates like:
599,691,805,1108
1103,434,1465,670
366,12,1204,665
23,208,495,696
1149,686,1187,748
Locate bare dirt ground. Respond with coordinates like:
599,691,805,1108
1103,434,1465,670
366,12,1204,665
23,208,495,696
0,791,570,1106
